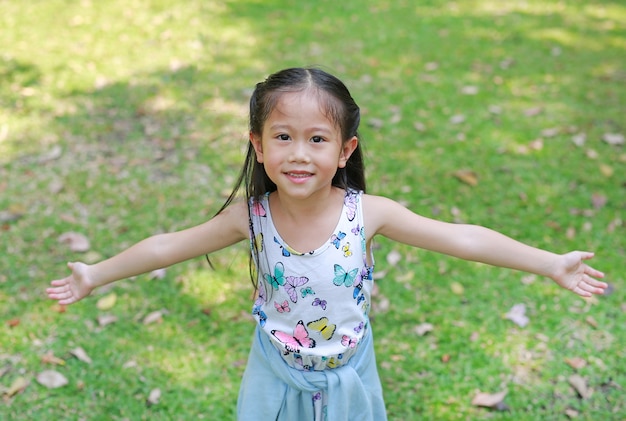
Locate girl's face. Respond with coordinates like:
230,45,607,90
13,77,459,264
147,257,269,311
250,90,357,201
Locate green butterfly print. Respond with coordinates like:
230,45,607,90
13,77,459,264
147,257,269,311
333,264,359,287
265,262,286,290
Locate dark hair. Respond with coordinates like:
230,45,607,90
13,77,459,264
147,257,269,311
211,67,366,285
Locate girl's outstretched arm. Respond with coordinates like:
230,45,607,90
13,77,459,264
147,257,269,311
47,201,250,305
364,195,607,297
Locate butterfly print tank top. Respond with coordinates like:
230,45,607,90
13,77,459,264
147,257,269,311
249,189,374,371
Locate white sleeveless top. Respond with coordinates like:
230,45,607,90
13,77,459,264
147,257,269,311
249,189,374,371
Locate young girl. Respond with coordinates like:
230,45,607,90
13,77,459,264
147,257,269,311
47,67,607,421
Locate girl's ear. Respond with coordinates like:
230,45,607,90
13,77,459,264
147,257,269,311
250,132,264,163
338,136,358,168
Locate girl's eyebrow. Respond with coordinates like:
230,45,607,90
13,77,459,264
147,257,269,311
268,123,334,134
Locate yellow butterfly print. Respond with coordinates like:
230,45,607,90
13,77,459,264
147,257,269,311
307,317,337,341
342,242,352,257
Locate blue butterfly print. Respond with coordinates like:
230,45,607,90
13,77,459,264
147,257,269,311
264,262,286,290
356,294,365,306
252,306,267,327
274,236,291,257
333,264,359,287
330,231,346,249
353,280,363,299
301,287,315,298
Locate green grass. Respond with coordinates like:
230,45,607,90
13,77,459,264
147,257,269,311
1,0,624,419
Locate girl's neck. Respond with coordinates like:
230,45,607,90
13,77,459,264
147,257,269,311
268,186,345,252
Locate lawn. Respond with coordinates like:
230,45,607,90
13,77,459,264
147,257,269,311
1,0,624,419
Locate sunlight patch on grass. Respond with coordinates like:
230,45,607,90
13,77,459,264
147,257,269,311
529,28,605,51
179,269,232,305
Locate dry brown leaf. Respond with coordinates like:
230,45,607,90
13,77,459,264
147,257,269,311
541,127,560,137
70,347,92,364
96,293,117,310
602,133,624,145
41,351,65,366
143,310,163,325
569,374,592,399
591,193,607,210
472,390,507,407
505,303,529,327
57,232,90,252
147,388,161,406
414,323,434,336
453,169,478,186
523,106,543,117
585,316,598,328
599,164,614,177
36,370,68,389
97,314,118,327
565,408,579,419
461,85,479,95
450,282,464,295
7,318,20,328
386,250,402,266
450,114,466,124
149,268,167,280
5,376,28,397
571,133,586,147
564,357,587,370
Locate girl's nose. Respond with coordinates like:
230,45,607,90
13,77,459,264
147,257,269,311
289,140,311,163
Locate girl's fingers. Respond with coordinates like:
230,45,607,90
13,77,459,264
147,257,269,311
49,279,67,287
585,265,605,279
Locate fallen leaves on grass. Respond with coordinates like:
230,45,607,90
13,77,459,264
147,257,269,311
564,357,587,370
97,314,118,327
569,374,592,399
143,310,164,325
57,232,90,252
505,303,529,328
472,390,509,411
450,281,464,295
149,268,167,279
70,347,92,364
146,388,161,406
96,292,117,310
41,351,65,366
386,250,402,266
36,370,68,389
4,376,28,397
414,323,434,336
602,133,624,146
453,169,478,186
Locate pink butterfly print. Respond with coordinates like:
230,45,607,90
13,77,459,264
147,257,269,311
272,320,316,353
274,300,290,313
344,192,357,221
312,297,327,310
341,335,358,349
252,200,267,217
284,276,309,303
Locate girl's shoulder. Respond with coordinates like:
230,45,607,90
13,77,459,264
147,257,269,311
361,193,421,238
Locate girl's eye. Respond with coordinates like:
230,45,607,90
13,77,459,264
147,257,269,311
278,134,290,141
311,136,324,143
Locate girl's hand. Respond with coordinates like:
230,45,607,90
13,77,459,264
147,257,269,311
551,251,607,298
46,262,95,305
